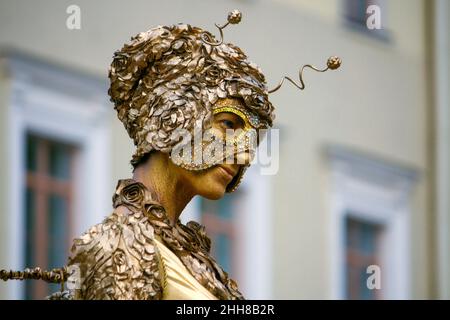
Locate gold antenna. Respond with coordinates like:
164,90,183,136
269,56,342,94
1,267,68,292
201,9,242,46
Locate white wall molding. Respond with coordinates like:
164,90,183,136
434,0,450,300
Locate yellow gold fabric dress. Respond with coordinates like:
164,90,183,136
154,237,217,300
67,179,243,300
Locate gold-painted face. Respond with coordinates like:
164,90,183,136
170,97,262,194
168,106,251,200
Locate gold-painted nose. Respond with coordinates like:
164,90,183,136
235,150,255,165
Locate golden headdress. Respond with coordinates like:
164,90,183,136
108,9,341,192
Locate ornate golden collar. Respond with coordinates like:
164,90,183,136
112,179,244,300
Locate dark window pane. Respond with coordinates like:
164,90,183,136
200,196,235,279
49,143,71,180
201,195,233,220
24,188,36,300
24,135,76,299
47,194,68,268
345,216,382,300
360,223,376,254
345,0,371,25
214,233,231,273
346,219,357,249
201,198,217,215
47,194,68,295
26,136,38,172
217,195,233,220
359,267,375,300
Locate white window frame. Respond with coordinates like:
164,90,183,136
327,146,417,299
5,53,111,299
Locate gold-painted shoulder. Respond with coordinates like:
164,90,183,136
68,207,164,300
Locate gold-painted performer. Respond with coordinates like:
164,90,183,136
1,10,340,300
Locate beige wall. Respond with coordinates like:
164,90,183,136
0,58,12,298
264,0,431,299
0,0,435,299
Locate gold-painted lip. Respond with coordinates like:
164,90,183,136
216,166,234,182
217,164,238,179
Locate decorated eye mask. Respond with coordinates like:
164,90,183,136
170,98,261,172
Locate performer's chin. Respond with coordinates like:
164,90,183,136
198,165,235,200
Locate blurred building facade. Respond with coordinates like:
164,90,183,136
0,0,448,299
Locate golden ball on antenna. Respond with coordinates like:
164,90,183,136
327,56,342,70
228,10,242,24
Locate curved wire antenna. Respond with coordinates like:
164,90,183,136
201,22,229,46
269,56,342,94
201,10,242,47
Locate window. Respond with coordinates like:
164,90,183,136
344,0,378,26
328,146,416,299
3,53,110,299
345,216,383,300
201,194,238,276
343,0,389,40
24,134,77,299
